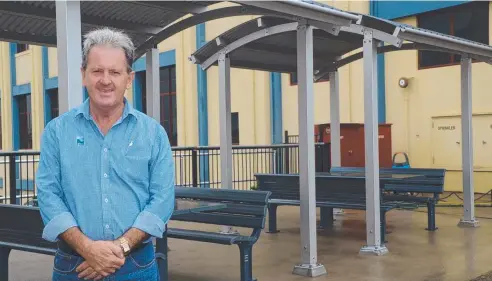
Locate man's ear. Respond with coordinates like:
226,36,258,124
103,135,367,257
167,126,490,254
127,71,135,89
80,67,86,86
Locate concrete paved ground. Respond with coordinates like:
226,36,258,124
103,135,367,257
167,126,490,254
8,206,492,281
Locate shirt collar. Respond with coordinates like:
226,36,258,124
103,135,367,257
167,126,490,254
75,97,138,121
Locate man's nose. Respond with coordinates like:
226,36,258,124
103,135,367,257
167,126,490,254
100,72,111,84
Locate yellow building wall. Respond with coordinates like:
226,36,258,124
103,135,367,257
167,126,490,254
30,45,44,150
384,13,492,193
0,42,13,152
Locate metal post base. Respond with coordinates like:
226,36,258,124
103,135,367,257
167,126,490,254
458,219,480,228
292,263,327,277
359,245,389,256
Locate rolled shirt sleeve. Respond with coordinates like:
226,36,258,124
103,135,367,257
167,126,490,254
36,122,78,242
132,124,175,238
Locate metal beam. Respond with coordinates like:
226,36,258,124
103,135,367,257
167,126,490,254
315,42,492,81
292,23,327,278
198,22,299,70
341,24,402,47
359,30,388,256
235,1,359,27
458,56,480,228
397,26,492,60
146,48,160,122
329,71,341,167
135,6,271,58
56,0,83,113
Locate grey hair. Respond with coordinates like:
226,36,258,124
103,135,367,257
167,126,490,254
82,27,135,72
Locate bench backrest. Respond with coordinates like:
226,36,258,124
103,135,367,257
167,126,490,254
255,174,369,202
330,166,446,178
173,187,271,230
329,167,446,194
0,204,56,251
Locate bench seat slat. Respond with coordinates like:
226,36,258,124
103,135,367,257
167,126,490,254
167,228,254,245
204,203,266,216
176,187,270,204
384,184,443,193
269,199,398,211
172,212,264,228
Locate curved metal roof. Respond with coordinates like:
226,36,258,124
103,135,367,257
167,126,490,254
0,1,218,50
0,0,367,61
189,7,492,80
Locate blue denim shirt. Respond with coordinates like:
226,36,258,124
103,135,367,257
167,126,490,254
36,98,175,242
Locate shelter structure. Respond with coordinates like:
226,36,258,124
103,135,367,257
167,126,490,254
0,0,490,278
188,0,492,277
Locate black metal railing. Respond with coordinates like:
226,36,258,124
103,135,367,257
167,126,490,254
0,151,40,206
0,143,331,206
284,130,320,144
172,143,330,190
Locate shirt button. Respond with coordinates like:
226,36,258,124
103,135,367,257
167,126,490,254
104,173,108,178
105,225,109,229
103,148,108,152
105,198,108,203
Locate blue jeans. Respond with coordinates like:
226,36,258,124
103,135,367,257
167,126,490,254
52,242,159,281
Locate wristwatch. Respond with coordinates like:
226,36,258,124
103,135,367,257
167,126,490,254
118,237,131,256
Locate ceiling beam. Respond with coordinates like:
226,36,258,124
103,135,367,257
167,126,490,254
0,1,162,36
138,1,210,15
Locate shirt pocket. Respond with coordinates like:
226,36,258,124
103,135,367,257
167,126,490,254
121,138,152,182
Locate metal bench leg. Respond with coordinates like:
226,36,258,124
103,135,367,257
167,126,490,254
238,243,256,281
155,230,169,281
426,201,438,231
318,207,334,229
266,204,279,233
380,210,387,244
0,247,11,281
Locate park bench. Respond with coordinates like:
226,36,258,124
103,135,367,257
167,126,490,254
254,173,398,243
166,187,271,281
330,167,446,230
0,204,57,281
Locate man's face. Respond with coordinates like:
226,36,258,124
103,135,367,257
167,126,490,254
82,45,134,109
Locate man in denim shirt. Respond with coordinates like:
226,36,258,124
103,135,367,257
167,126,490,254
36,27,175,281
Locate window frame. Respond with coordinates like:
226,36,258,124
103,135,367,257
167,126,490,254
416,2,489,70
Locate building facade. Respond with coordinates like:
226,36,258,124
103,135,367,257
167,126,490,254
0,1,490,193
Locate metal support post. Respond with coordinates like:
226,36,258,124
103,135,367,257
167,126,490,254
359,31,388,256
146,47,160,122
56,0,83,113
329,70,344,215
329,70,341,167
218,53,236,234
458,55,479,228
292,23,327,277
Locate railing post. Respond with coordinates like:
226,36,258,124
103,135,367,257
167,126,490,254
9,155,17,205
192,148,198,187
284,130,289,144
285,146,290,174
